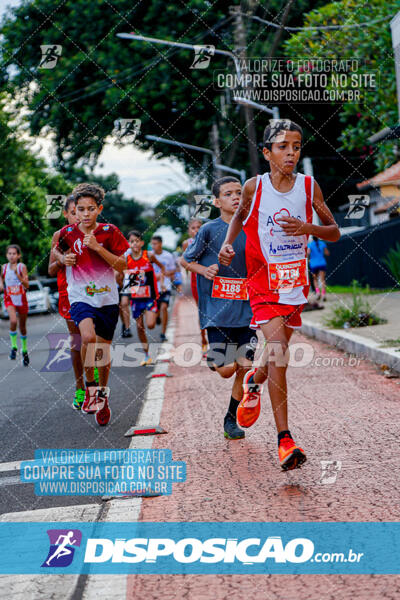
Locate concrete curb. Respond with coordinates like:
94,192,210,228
301,319,400,375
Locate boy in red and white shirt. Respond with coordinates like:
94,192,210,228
219,120,340,470
48,195,89,410
53,183,129,426
0,245,30,365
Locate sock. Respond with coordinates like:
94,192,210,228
321,289,326,296
20,335,27,353
316,287,320,295
86,380,96,387
278,430,293,446
225,396,240,420
9,331,17,350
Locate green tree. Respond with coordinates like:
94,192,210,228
0,0,327,179
0,96,70,275
285,0,398,172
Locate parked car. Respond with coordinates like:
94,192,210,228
1,279,53,318
40,277,59,312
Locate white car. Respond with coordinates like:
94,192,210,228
1,279,53,318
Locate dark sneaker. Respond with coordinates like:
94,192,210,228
9,348,17,360
224,414,245,440
22,352,29,366
123,328,133,338
160,333,167,342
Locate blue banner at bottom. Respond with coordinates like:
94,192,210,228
1,522,399,574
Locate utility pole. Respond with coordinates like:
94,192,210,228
210,123,222,179
230,4,260,176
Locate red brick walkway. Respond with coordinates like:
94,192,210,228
127,296,400,599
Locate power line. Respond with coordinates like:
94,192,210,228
54,15,235,104
242,12,392,31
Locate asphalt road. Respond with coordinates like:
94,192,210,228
0,308,167,515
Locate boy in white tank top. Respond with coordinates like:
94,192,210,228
219,119,340,470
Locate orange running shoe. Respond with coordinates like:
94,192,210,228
237,369,263,428
278,434,307,470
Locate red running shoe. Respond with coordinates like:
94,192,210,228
278,434,307,470
237,369,263,428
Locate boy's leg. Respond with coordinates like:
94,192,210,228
312,272,320,297
120,295,131,331
66,320,84,390
78,318,96,384
145,308,157,330
135,313,148,354
255,317,306,469
95,335,112,386
254,317,292,432
160,301,168,336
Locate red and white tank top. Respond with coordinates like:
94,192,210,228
243,172,313,306
2,263,27,306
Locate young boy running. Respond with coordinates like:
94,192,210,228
182,176,256,440
53,183,129,426
0,245,30,365
151,235,176,342
48,195,99,410
122,230,165,366
219,120,340,469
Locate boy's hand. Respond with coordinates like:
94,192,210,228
63,251,77,266
218,244,235,265
83,233,101,251
278,216,311,236
204,264,219,280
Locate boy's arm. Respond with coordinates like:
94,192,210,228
48,231,62,276
219,177,256,265
180,256,219,280
279,181,340,242
149,253,166,274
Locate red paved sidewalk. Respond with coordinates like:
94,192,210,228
128,296,400,600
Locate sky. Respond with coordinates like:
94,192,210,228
0,0,191,246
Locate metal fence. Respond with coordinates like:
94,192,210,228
326,218,400,288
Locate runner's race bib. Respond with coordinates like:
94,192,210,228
7,284,23,295
131,285,151,299
268,258,308,291
211,276,249,300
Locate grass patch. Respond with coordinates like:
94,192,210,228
324,280,386,329
379,339,400,348
326,284,394,295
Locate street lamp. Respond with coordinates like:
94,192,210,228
116,32,279,119
233,95,280,118
145,134,246,183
